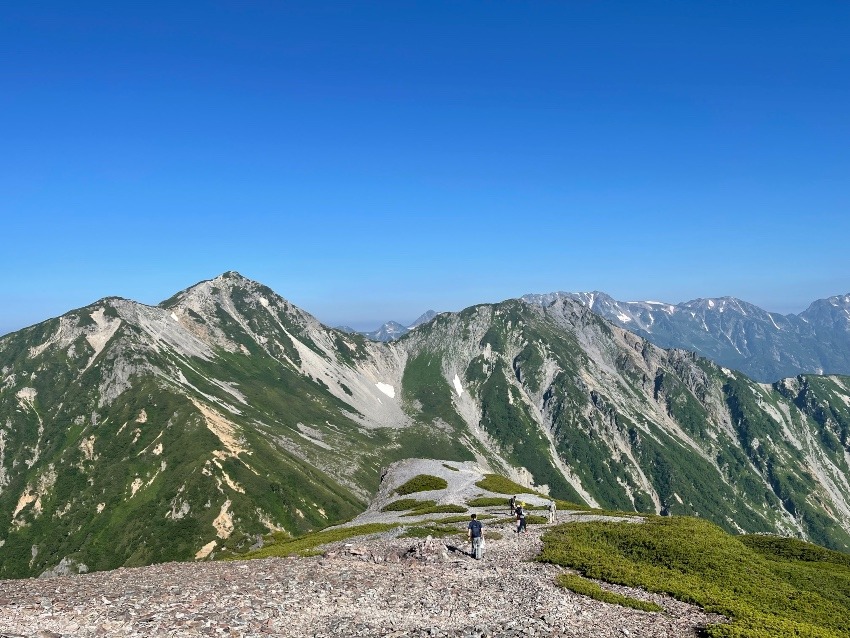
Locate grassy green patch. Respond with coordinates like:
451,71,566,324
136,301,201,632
433,514,494,524
381,498,435,512
240,523,397,559
539,516,850,637
402,504,467,516
557,573,662,612
467,496,511,507
475,474,544,496
395,474,449,495
401,524,459,539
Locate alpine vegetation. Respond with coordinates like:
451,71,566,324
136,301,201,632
1,272,850,578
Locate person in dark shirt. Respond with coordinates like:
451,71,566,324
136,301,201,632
515,503,527,534
467,513,484,559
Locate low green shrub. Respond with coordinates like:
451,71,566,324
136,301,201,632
435,514,494,524
539,516,850,637
475,474,542,496
557,573,662,612
239,523,398,559
401,524,459,539
395,474,449,495
402,504,467,516
467,496,511,507
381,498,435,512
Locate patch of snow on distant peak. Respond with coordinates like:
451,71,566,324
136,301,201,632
708,299,715,308
375,382,395,398
453,374,464,397
170,312,179,322
259,297,269,308
616,312,631,323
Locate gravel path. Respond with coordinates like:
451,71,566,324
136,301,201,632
0,513,724,638
0,461,726,637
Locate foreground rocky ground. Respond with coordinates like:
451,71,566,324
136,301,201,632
0,511,725,638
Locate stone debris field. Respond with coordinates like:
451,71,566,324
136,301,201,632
0,511,725,638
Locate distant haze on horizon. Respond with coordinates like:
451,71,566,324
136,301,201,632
1,272,847,338
2,3,848,337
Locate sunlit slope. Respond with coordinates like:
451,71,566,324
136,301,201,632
1,272,849,578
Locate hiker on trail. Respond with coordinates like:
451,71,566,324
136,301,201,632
515,502,527,534
467,513,484,559
548,499,556,523
508,495,516,515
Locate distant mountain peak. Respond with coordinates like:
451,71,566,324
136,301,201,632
409,310,438,329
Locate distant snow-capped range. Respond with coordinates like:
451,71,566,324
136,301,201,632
347,291,850,382
521,291,850,383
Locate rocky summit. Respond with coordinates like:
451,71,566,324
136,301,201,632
1,272,850,581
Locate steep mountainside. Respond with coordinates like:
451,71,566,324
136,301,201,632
523,291,850,382
2,273,850,579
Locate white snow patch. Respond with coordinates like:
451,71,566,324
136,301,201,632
259,296,269,308
616,312,632,323
708,299,715,308
170,312,179,322
375,382,395,398
453,374,464,397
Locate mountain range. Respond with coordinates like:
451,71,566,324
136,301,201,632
1,272,849,579
338,310,438,342
522,292,850,383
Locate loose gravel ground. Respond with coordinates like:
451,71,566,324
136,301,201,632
0,514,725,638
0,461,726,637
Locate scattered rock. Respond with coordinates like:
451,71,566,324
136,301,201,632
0,520,725,637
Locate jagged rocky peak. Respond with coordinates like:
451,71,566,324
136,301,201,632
158,271,325,337
801,293,850,328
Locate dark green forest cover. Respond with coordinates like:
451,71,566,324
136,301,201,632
539,516,850,637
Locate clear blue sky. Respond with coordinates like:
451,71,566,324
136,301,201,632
2,1,848,335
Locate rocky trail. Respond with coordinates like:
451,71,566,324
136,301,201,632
0,505,725,638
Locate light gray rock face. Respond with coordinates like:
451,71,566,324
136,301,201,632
522,291,850,382
1,273,850,581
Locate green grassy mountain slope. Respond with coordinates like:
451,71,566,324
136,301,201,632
1,273,849,578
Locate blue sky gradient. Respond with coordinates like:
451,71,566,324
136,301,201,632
2,2,848,334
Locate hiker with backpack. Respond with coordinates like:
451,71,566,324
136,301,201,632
548,499,556,523
515,502,527,534
467,513,484,559
508,495,516,516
